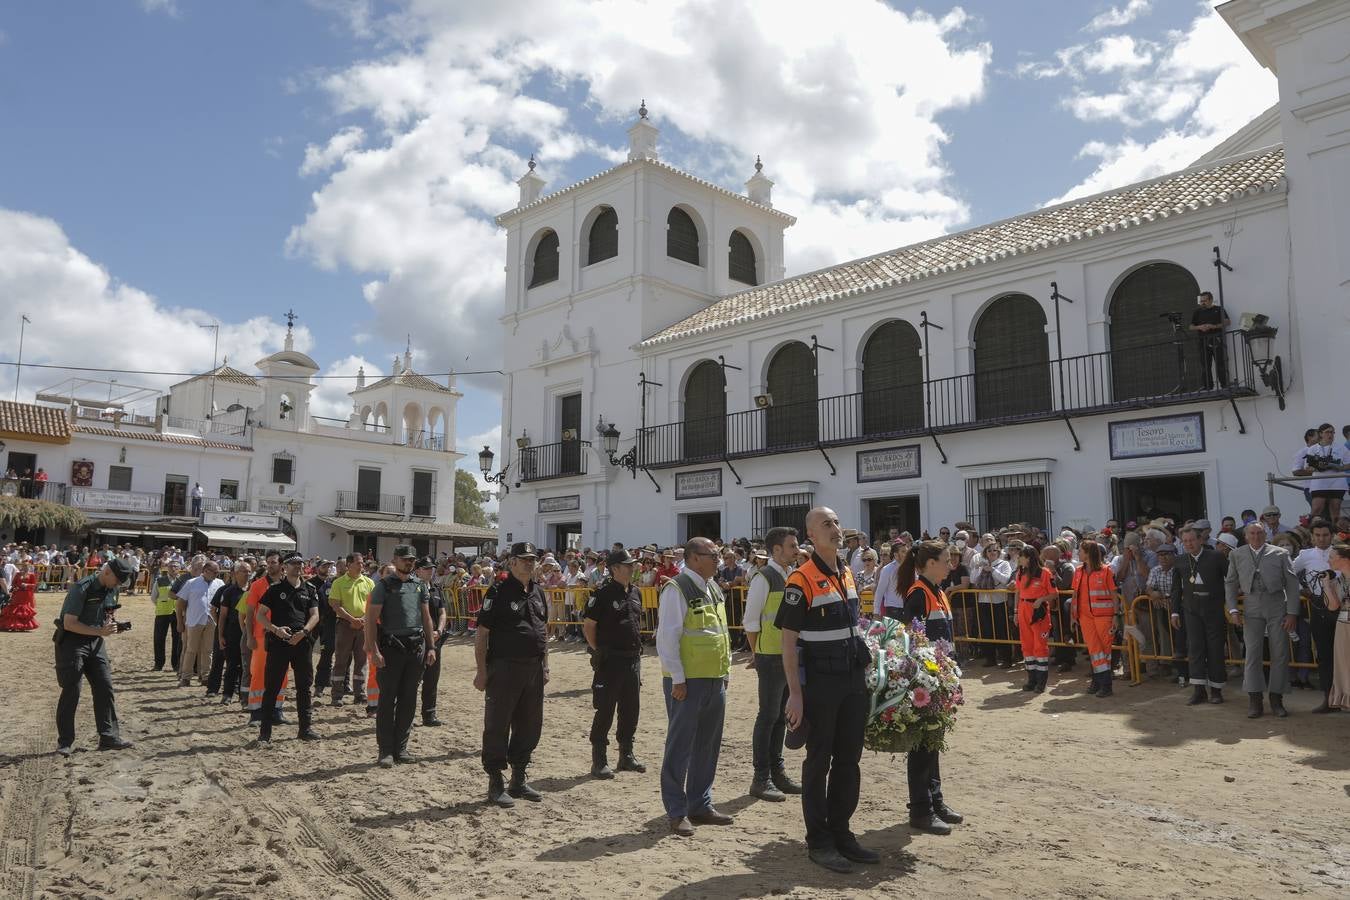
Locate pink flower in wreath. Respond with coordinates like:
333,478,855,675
912,687,931,709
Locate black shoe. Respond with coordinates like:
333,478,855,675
771,766,802,795
394,753,416,764
591,747,615,780
298,729,321,741
488,772,514,807
808,847,854,874
508,767,543,802
219,694,232,706
749,774,786,802
1086,674,1101,696
377,755,396,769
1186,686,1208,706
1020,678,1036,692
97,737,133,751
616,747,646,773
56,745,73,758
365,707,377,718
835,837,880,864
1208,689,1224,704
933,803,964,825
1247,693,1264,719
1034,672,1048,694
422,714,443,727
1269,693,1288,718
910,815,952,835
273,712,289,725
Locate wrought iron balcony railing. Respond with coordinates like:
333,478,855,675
335,490,407,515
519,440,591,482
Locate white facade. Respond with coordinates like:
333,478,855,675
496,3,1346,553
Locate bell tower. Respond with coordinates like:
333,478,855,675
254,310,319,432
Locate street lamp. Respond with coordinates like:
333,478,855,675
479,445,510,494
1241,321,1286,410
601,423,638,476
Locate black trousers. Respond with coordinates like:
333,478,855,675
1185,597,1227,689
206,626,226,695
421,648,442,717
55,636,121,748
221,615,244,700
153,613,181,671
376,635,425,758
750,652,787,773
1199,335,1228,389
907,749,944,818
801,668,867,850
1052,598,1076,666
481,656,544,773
259,637,313,741
977,603,1012,664
314,626,335,695
1311,605,1337,693
589,653,641,749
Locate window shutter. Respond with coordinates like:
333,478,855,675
587,208,618,265
1108,263,1202,400
728,231,758,286
861,321,924,436
682,361,726,460
529,231,559,287
766,342,817,449
666,208,700,265
973,294,1052,421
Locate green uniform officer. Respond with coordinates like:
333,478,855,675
365,545,436,767
55,560,135,756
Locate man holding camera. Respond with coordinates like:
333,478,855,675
1293,423,1349,521
54,559,134,756
1189,291,1230,390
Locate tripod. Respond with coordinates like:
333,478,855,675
1161,314,1188,394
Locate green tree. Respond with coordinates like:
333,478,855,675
454,468,490,527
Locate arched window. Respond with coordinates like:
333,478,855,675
667,207,700,265
528,229,559,288
766,341,817,450
861,321,924,437
1109,263,1203,400
729,230,758,286
973,294,1052,421
682,360,726,460
586,207,618,265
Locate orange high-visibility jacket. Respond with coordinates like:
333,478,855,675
1071,566,1117,619
911,579,953,620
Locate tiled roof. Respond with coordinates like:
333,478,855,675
640,147,1286,347
317,515,498,541
74,425,251,451
0,401,71,441
190,365,260,387
495,157,797,226
353,370,457,395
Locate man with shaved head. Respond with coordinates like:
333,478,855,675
657,536,733,837
777,507,877,874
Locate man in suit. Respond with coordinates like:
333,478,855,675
1224,522,1301,718
1171,526,1231,705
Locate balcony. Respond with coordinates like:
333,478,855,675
0,478,69,505
335,490,406,515
403,430,450,452
639,331,1257,469
199,497,248,513
519,440,590,482
69,487,165,515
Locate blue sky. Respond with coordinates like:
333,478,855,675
0,0,1276,485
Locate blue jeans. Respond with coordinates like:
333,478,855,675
660,677,726,819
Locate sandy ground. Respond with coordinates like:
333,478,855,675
1,593,1348,900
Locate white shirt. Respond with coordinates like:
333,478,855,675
743,559,789,635
974,557,1013,601
656,568,714,685
1293,443,1349,493
875,560,903,612
192,484,204,499
848,547,867,580
1293,545,1332,594
178,575,223,627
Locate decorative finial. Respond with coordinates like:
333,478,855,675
284,308,297,331
222,354,228,366
406,334,412,354
527,153,536,172
639,99,648,119
754,155,763,173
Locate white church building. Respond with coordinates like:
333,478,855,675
492,0,1348,553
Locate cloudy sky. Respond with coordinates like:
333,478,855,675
0,0,1277,483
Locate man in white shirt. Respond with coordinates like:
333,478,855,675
742,526,801,803
846,531,868,581
176,559,224,687
875,541,904,620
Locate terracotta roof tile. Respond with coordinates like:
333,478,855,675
74,425,250,452
640,147,1286,347
353,369,457,395
188,365,259,387
0,401,71,441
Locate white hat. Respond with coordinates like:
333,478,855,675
1216,533,1239,549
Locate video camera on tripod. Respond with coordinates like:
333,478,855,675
1159,311,1184,329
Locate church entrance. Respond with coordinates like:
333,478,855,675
683,512,722,543
1112,473,1206,526
551,522,583,555
866,495,921,546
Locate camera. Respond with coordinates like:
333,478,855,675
116,621,133,633
1159,311,1182,324
1305,454,1336,472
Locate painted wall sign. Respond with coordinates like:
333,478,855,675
856,445,922,482
675,468,722,500
538,494,581,513
201,511,281,530
1109,412,1205,460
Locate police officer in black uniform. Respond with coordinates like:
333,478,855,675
366,545,436,767
256,552,321,746
310,560,336,699
417,556,448,727
54,559,135,756
474,542,549,807
583,548,647,779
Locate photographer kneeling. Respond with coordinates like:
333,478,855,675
54,559,134,756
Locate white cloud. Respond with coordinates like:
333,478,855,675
140,0,180,17
0,209,309,412
1038,4,1277,203
308,354,383,420
1087,0,1150,32
288,0,992,376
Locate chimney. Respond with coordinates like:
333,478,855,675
392,355,401,375
356,366,365,390
517,154,545,206
745,155,773,207
627,100,659,161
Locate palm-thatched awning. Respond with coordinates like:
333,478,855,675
0,496,88,532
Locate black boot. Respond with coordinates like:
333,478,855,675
771,764,802,795
1208,688,1224,704
750,771,786,802
487,771,514,808
423,711,443,727
508,765,543,802
1034,671,1048,694
1186,685,1208,706
1021,670,1036,691
1086,673,1101,696
1096,671,1113,698
1269,693,1288,718
616,745,646,773
591,746,615,780
1247,692,1264,718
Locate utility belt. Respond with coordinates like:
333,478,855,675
800,637,869,675
379,631,425,654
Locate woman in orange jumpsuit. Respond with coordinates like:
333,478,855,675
1072,540,1119,698
1014,546,1056,693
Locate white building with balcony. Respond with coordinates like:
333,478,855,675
494,0,1348,553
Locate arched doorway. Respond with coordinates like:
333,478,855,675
766,342,817,450
860,320,924,437
1109,263,1203,399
